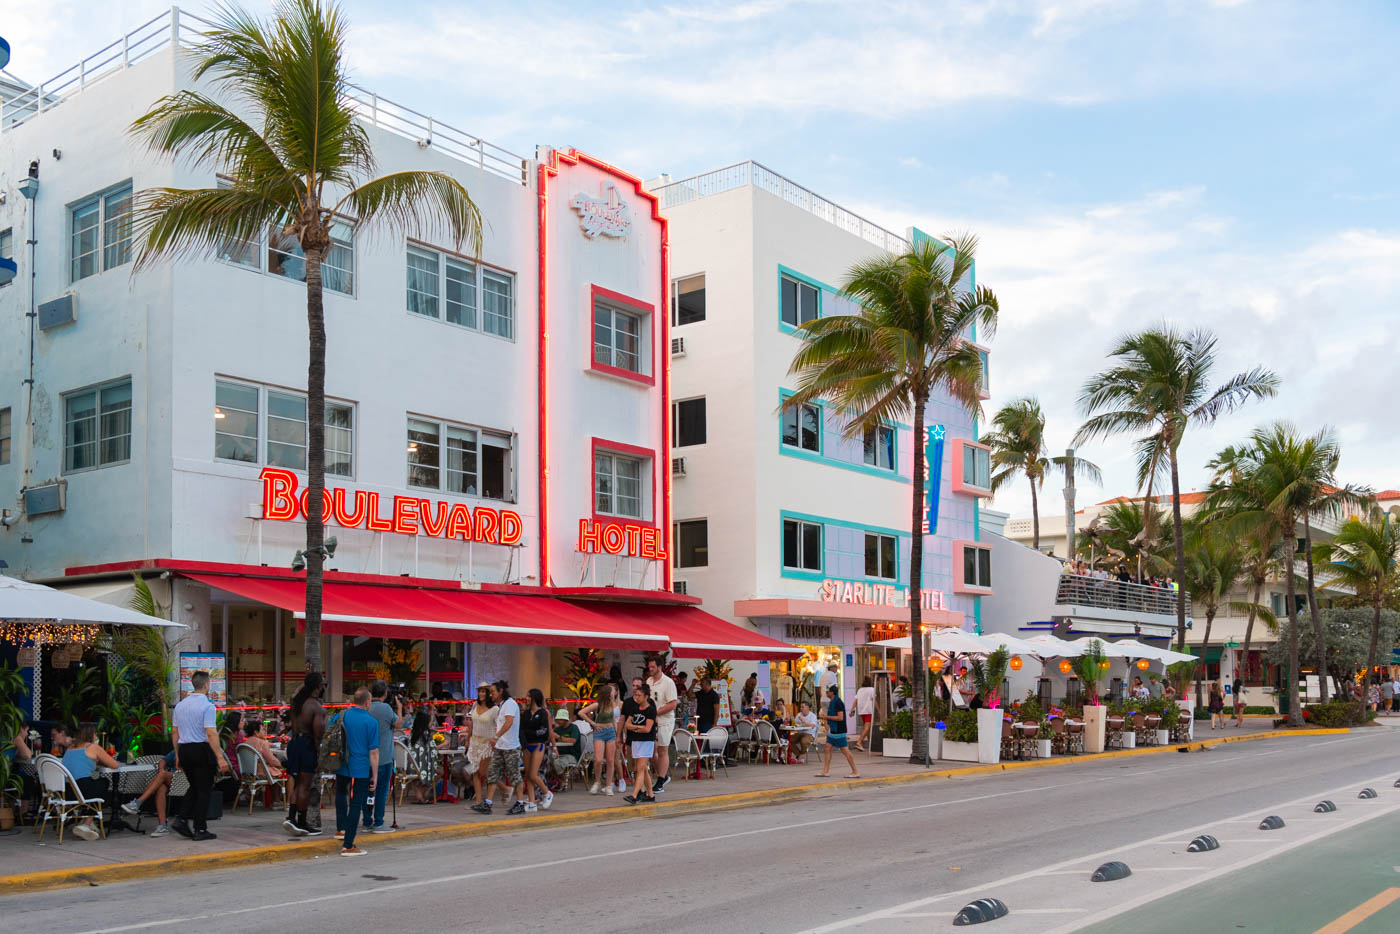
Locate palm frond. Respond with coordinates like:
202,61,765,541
335,170,484,255
130,185,289,269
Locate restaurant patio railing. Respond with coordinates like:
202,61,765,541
1053,573,1191,618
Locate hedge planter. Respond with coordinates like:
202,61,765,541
883,738,913,759
1121,732,1136,749
942,740,980,762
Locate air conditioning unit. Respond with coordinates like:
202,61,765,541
671,457,686,476
23,480,67,517
671,336,685,356
672,580,688,595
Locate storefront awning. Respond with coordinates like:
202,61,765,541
567,601,805,660
184,574,669,652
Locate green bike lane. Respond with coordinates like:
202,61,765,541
1079,807,1400,934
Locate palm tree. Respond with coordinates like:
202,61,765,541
1076,500,1171,575
1313,512,1400,702
981,397,1102,551
128,0,482,674
1075,326,1278,651
784,235,998,763
1179,520,1250,708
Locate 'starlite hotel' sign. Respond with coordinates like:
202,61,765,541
570,183,632,239
819,578,946,610
260,468,524,545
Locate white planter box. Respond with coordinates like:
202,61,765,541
1121,732,1136,749
1083,705,1108,753
942,740,979,762
882,738,912,759
928,728,943,761
1036,739,1052,759
1156,729,1170,746
976,708,1003,764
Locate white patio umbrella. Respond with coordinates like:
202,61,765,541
979,633,1049,657
870,629,999,654
1021,633,1083,657
1,574,186,719
1112,638,1197,664
1063,636,1136,658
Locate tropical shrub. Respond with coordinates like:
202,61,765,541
1303,700,1371,728
1243,705,1275,715
944,709,978,743
883,710,914,740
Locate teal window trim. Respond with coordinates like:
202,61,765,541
780,513,826,581
777,388,910,483
781,509,910,542
777,265,831,336
863,530,900,582
779,509,912,583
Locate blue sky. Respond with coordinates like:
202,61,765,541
4,0,1398,518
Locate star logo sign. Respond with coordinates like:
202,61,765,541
927,425,946,442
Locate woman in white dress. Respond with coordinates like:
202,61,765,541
464,683,498,807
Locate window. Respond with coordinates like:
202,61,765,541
0,228,12,287
594,303,643,373
595,451,644,518
672,274,705,326
405,245,515,337
407,416,512,500
780,275,819,327
782,518,822,572
865,533,896,579
781,401,820,452
64,379,131,472
673,398,706,447
962,544,992,589
266,219,354,295
863,425,895,470
214,379,355,476
673,519,708,568
0,407,10,465
70,182,133,281
962,443,991,489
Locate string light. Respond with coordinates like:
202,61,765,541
1009,655,1023,671
0,620,100,645
1136,658,1150,670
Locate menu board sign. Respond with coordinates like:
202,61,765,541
179,652,228,704
716,680,733,727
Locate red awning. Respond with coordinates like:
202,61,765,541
184,574,668,652
566,601,804,660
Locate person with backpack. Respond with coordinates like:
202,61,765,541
332,688,380,857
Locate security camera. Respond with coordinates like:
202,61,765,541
52,148,62,160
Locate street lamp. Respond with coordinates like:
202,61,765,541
291,536,337,571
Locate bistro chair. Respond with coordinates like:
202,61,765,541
1049,717,1068,756
1129,712,1147,747
999,719,1018,760
733,720,757,762
699,727,729,778
1020,721,1041,759
1142,714,1162,747
752,720,786,764
1065,719,1085,755
1105,716,1125,750
672,729,701,779
35,754,106,843
234,744,288,813
1171,709,1192,742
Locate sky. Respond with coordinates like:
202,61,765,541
3,0,1398,521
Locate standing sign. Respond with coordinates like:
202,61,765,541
716,680,733,728
923,424,946,536
179,652,227,704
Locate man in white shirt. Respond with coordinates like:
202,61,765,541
818,663,839,698
475,680,523,816
170,670,230,841
1391,678,1400,715
646,657,678,794
789,700,820,763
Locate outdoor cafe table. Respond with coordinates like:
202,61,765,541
95,762,155,833
434,745,465,803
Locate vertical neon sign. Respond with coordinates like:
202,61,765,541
924,424,946,536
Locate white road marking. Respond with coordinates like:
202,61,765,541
891,908,1085,918
797,769,1400,934
1305,737,1360,747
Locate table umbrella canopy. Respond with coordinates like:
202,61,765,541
870,629,999,655
1021,634,1083,657
978,633,1049,657
1110,638,1197,664
0,574,185,629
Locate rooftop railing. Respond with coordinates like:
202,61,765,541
651,161,911,254
1054,573,1191,618
0,6,528,185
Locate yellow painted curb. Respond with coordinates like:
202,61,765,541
0,726,1347,895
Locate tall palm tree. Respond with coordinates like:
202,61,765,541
784,235,998,763
1075,499,1171,575
1313,512,1400,701
1179,519,1252,708
1075,326,1278,651
981,397,1101,551
128,0,482,674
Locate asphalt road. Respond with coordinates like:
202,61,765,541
9,729,1400,934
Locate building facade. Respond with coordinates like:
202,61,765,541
0,14,793,710
654,161,994,707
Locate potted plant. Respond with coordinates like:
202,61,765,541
1076,641,1110,752
1035,718,1053,759
941,709,980,761
970,647,1010,763
881,710,914,759
0,663,29,830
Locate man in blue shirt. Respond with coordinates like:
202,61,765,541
814,685,860,779
334,687,380,856
363,680,402,833
170,670,230,841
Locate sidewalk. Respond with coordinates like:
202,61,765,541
0,718,1309,891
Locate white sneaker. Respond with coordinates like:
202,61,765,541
121,800,141,815
589,782,601,795
604,786,614,796
541,791,554,810
615,779,627,793
72,824,99,841
524,802,538,812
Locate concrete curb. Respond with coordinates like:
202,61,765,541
0,727,1347,895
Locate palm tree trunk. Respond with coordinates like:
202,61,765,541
1029,476,1040,551
908,392,929,764
1365,592,1382,711
1239,574,1263,704
1169,450,1188,651
1302,515,1328,702
1283,516,1302,726
1195,607,1215,709
303,246,327,675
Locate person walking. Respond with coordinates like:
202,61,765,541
814,686,859,779
170,670,230,842
363,681,401,833
473,680,522,815
674,671,692,729
284,672,327,836
579,683,618,796
851,676,876,752
1208,681,1225,730
622,682,657,805
645,656,678,795
1391,675,1400,715
464,683,498,805
519,689,554,813
741,672,758,715
334,688,380,857
1232,675,1245,727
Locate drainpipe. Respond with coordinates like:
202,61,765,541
18,160,39,505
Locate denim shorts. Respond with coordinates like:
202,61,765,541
826,733,848,748
630,741,655,759
593,726,616,743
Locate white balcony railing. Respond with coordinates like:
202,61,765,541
0,6,528,185
1054,573,1191,618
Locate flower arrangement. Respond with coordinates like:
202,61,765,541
432,732,445,744
560,647,609,701
694,659,733,682
371,640,422,688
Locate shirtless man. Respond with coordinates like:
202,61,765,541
283,672,327,836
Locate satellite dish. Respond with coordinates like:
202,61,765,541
0,36,10,70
